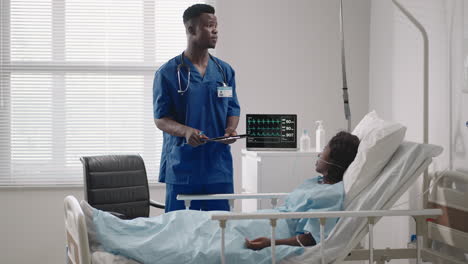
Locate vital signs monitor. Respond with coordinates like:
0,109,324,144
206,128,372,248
246,114,297,150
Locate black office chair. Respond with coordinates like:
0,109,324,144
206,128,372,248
80,154,164,219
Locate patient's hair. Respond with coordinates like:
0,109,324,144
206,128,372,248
183,4,215,24
326,131,360,184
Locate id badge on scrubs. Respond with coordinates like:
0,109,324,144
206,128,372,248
217,86,233,98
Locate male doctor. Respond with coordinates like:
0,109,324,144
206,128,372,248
153,4,240,212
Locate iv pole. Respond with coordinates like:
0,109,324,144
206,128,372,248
391,0,430,258
340,0,352,132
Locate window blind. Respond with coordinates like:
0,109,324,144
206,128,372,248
0,0,215,185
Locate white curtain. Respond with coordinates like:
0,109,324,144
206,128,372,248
452,0,468,172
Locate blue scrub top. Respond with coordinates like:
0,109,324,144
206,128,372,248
153,53,241,185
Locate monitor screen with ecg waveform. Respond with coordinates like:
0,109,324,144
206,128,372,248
246,114,297,150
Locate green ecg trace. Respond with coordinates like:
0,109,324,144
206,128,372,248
248,119,281,124
248,117,287,137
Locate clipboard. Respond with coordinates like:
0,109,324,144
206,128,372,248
205,134,248,142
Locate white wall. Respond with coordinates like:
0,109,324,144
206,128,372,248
216,0,371,205
0,186,166,264
0,1,371,263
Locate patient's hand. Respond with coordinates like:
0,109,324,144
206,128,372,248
245,237,271,250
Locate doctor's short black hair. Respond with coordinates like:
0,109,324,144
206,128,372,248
326,131,360,184
183,4,215,24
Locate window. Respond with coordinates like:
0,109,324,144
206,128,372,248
0,0,214,185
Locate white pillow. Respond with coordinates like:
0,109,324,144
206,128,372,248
343,111,406,205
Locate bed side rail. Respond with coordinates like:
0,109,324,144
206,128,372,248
211,209,442,264
64,195,91,264
437,170,468,185
177,193,289,210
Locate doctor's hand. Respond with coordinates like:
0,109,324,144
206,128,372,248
184,127,208,147
222,128,237,145
245,237,271,251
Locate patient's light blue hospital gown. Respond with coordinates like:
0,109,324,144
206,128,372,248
93,177,344,264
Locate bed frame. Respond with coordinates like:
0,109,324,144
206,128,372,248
64,181,463,264
63,169,466,264
64,196,443,264
64,154,442,264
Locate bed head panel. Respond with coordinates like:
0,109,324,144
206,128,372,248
64,195,91,264
429,170,468,223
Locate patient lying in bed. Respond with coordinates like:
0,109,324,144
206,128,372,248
83,132,359,264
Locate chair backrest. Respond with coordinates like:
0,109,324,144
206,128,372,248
80,154,151,219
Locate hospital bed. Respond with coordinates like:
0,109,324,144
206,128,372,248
179,141,450,264
64,140,447,264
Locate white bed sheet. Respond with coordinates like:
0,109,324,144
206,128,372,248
281,141,442,264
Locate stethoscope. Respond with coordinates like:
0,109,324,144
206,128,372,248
177,52,227,95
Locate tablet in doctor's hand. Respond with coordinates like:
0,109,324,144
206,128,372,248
205,134,247,142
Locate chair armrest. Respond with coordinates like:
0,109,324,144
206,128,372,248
149,199,165,209
108,211,128,219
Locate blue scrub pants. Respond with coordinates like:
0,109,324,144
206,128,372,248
165,183,234,212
